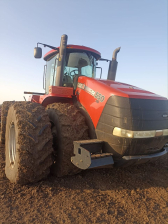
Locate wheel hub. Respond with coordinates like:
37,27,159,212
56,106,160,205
8,122,16,168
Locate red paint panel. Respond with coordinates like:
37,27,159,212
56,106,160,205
76,77,167,128
39,86,73,106
76,77,128,128
43,45,101,61
118,88,151,93
43,49,58,60
66,45,101,57
99,80,167,100
29,86,73,106
49,86,73,98
29,95,40,103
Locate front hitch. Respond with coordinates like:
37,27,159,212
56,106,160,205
71,140,114,169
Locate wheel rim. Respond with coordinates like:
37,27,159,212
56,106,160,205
8,122,16,168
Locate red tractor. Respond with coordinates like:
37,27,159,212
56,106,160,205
1,34,168,184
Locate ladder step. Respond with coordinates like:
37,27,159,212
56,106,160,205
89,155,114,169
71,139,114,170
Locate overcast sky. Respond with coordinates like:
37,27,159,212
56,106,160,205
0,0,167,104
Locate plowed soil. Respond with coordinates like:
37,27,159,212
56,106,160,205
0,142,168,223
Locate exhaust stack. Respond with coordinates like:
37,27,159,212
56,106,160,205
107,47,121,81
55,34,68,86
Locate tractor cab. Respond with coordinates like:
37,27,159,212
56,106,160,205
33,34,119,97
42,44,101,94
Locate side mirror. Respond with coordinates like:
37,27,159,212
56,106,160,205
34,47,42,58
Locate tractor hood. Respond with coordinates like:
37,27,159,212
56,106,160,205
98,79,167,100
76,76,168,129
76,76,168,158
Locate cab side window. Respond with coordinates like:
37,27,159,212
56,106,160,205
45,54,58,93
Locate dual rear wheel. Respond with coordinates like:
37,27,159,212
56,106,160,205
1,102,89,184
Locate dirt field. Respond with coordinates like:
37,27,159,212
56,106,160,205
0,143,168,223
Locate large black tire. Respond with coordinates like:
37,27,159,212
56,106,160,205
46,103,89,177
0,101,14,144
0,104,2,126
5,102,53,184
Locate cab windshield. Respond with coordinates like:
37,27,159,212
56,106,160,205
63,52,96,87
45,51,96,93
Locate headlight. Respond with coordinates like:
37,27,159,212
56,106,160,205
163,129,168,136
113,127,134,138
133,130,156,138
113,127,168,138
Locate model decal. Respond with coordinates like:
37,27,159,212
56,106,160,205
77,83,85,90
77,82,105,102
85,86,95,97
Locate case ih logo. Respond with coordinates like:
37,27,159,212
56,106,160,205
77,83,85,90
77,83,105,102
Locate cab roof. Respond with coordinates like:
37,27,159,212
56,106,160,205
43,45,101,61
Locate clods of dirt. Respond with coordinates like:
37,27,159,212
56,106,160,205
0,142,168,223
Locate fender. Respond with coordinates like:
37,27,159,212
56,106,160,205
75,101,97,139
29,86,73,107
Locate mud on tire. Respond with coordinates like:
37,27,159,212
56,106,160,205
0,101,15,144
5,102,53,184
46,103,89,177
